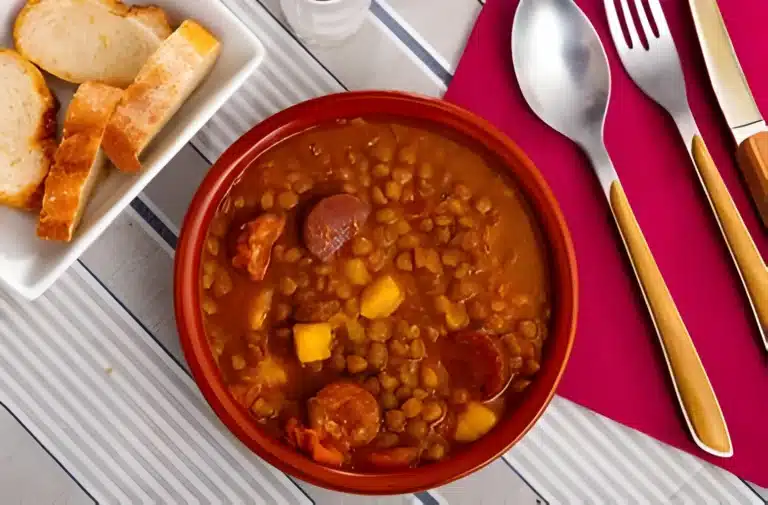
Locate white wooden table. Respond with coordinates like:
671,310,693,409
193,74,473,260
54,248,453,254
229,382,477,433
1,0,767,503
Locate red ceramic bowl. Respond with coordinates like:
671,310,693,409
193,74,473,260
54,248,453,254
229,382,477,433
174,91,578,494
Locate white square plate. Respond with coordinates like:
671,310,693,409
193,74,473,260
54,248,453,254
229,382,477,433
0,0,264,299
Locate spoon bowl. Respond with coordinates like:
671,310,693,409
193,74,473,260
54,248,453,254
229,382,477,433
512,0,611,149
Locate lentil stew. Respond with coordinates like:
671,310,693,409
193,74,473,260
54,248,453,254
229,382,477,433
198,117,551,470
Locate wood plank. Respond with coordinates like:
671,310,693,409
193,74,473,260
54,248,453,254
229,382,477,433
373,0,480,73
141,144,212,231
79,210,180,363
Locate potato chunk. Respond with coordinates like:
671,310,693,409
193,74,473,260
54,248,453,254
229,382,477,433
360,275,404,319
293,323,333,363
344,258,371,286
454,401,498,442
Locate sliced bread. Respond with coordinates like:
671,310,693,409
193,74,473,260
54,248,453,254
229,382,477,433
37,82,123,241
102,20,221,172
0,49,57,210
14,0,172,88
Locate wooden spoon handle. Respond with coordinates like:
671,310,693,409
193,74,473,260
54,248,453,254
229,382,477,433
735,131,768,228
609,180,732,457
692,136,768,344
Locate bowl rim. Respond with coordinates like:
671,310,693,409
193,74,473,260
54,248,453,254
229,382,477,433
174,90,578,494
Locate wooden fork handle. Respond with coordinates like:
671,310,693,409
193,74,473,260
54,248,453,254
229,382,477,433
735,131,768,228
692,136,768,341
609,180,732,457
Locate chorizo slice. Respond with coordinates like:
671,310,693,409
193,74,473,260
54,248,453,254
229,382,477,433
442,331,509,401
308,382,380,451
303,194,370,261
232,213,286,281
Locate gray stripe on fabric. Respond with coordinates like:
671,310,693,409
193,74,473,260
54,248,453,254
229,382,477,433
567,410,671,501
2,309,158,502
505,450,571,505
415,492,441,505
13,301,186,504
695,467,738,504
531,413,614,503
588,406,682,497
0,378,120,503
369,0,451,85
700,466,763,505
54,274,253,502
546,402,658,503
131,198,178,250
0,310,133,503
38,289,223,503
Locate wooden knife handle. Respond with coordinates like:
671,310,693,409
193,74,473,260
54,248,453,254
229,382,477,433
609,180,732,457
735,131,768,228
693,136,768,338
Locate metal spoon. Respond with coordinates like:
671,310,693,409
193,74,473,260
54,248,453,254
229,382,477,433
511,0,731,457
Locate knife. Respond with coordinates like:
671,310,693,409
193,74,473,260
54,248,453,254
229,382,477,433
689,0,768,227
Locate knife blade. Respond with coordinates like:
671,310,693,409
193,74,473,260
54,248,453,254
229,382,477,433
689,0,763,142
689,0,768,226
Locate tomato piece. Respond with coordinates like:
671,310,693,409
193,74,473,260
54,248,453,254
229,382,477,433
285,418,344,467
367,447,419,468
232,213,286,281
442,331,509,401
303,194,370,261
308,382,381,450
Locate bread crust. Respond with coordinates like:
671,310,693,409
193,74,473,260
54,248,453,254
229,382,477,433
37,81,122,241
102,20,221,172
0,49,58,210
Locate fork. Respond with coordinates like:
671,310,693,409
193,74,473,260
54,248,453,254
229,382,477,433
603,0,750,458
603,1,768,355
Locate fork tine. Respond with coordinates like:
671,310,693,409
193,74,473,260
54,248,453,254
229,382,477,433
617,0,642,49
632,0,655,42
604,0,631,50
645,0,671,38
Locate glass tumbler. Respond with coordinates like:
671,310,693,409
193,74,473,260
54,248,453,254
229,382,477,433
280,0,372,46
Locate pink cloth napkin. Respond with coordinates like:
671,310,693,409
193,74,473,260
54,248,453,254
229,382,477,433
446,0,768,485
